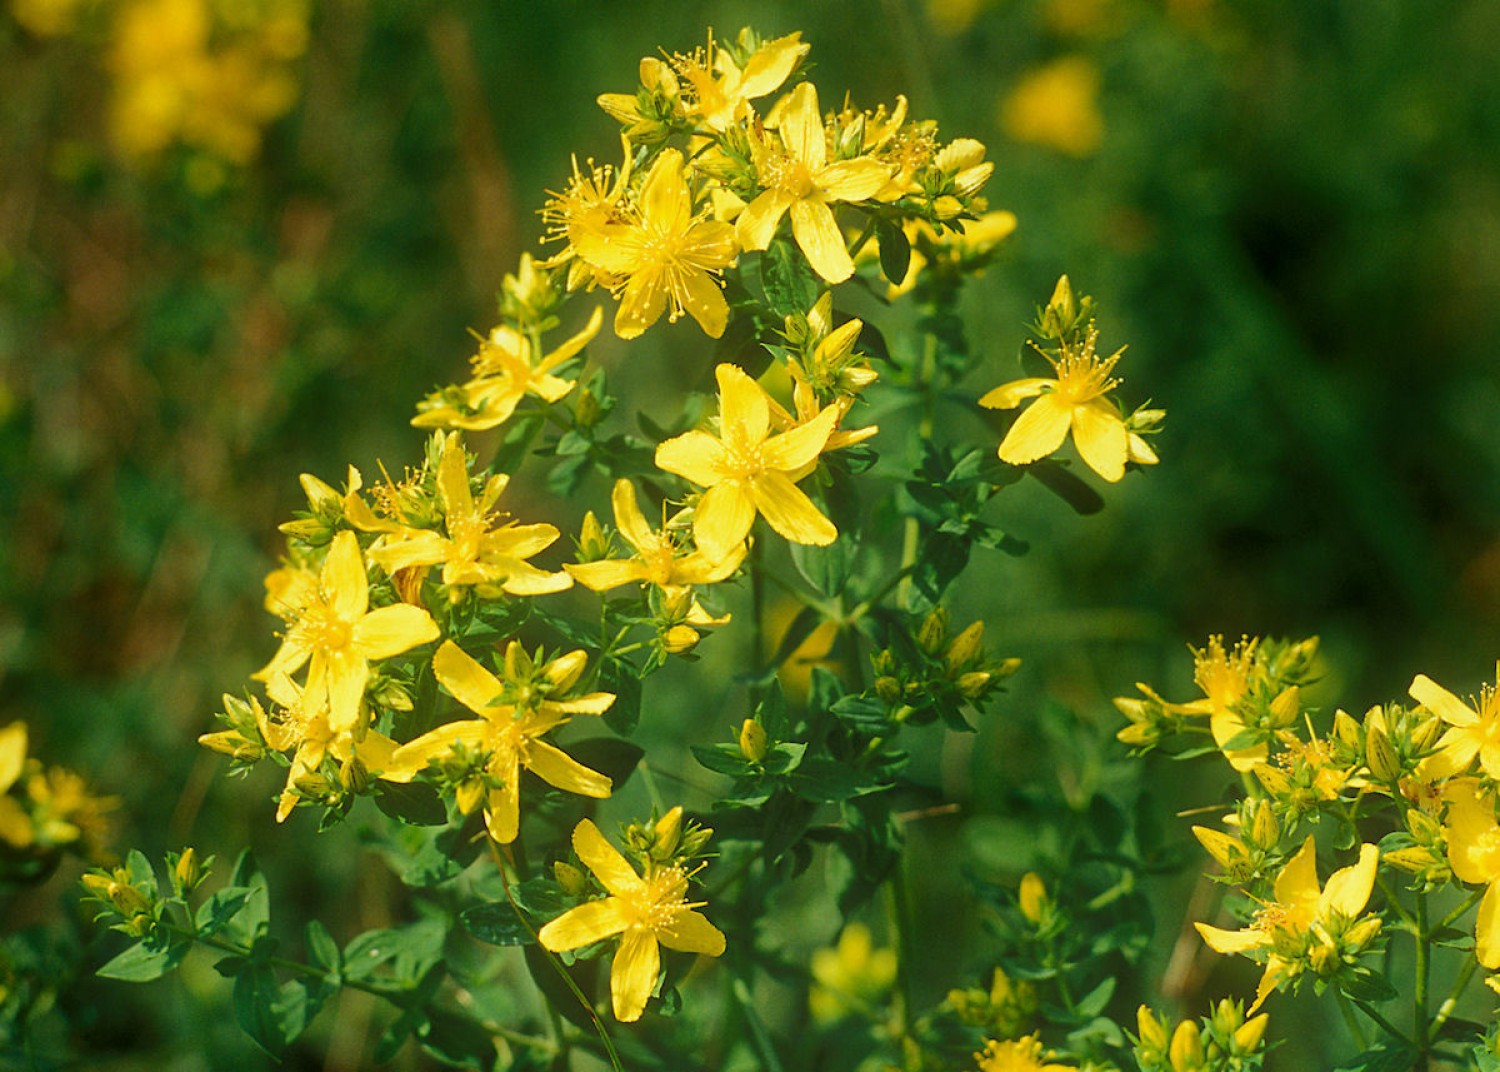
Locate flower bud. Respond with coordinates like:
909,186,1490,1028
1365,724,1401,782
957,671,993,699
173,848,202,893
1168,1019,1204,1072
197,730,263,762
1411,715,1443,753
875,676,903,705
944,621,985,672
1018,872,1049,924
1193,825,1247,874
652,806,684,861
1136,1005,1169,1053
1345,916,1382,952
663,624,700,655
917,609,948,656
1249,800,1280,850
554,860,587,897
1268,685,1301,728
578,510,609,560
109,882,152,918
1333,709,1361,751
1234,1012,1270,1053
455,777,485,816
738,719,768,763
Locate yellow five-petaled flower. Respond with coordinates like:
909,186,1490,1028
1409,664,1500,782
1441,779,1500,970
655,363,841,564
539,816,725,1022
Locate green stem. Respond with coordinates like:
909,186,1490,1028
896,333,938,611
1430,953,1479,1037
1351,999,1414,1048
1436,886,1485,932
1415,890,1430,1055
1336,990,1369,1050
733,976,786,1072
886,856,915,1034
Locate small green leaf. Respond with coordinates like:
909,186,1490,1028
459,902,534,947
97,937,190,982
759,237,821,318
233,964,311,1055
305,919,342,976
194,887,251,938
376,782,449,826
692,744,753,777
418,1007,499,1069
875,217,911,288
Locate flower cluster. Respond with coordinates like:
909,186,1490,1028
0,722,115,880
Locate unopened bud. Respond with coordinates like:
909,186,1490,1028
1268,686,1301,728
1018,872,1049,924
1168,1019,1204,1072
575,388,601,428
1250,801,1280,850
931,195,964,219
994,657,1022,679
1136,1005,1169,1053
578,510,609,559
1193,826,1247,873
1234,1013,1269,1053
917,609,948,656
455,778,485,816
1366,725,1401,782
957,671,993,699
1382,846,1435,873
554,860,587,897
173,848,202,893
1411,715,1443,753
109,882,152,918
1333,709,1361,751
1406,808,1441,841
739,719,768,763
663,624,700,655
1309,941,1340,976
875,676,903,705
1345,916,1382,952
944,621,985,672
197,730,263,762
652,806,684,860
1253,764,1292,797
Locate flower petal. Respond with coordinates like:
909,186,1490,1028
615,270,668,341
611,479,655,552
752,471,836,546
322,649,369,733
353,603,439,661
716,363,770,448
484,777,521,844
817,158,891,203
572,819,644,897
694,482,757,564
760,404,838,472
566,559,649,592
1195,921,1268,956
539,898,628,952
659,909,726,956
997,394,1072,465
656,430,732,488
778,82,825,171
1319,843,1378,920
611,929,661,1022
1070,400,1128,482
524,739,612,798
640,150,689,232
978,378,1051,410
736,188,794,252
677,266,729,339
323,531,370,620
789,198,853,283
436,434,473,520
384,720,488,781
1409,674,1478,727
1475,879,1500,970
432,640,504,716
1273,836,1320,918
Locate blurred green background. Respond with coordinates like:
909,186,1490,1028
3,0,1500,1067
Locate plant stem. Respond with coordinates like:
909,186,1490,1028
732,976,786,1072
1415,890,1430,1056
1351,999,1413,1048
1336,990,1369,1050
1430,953,1479,1037
1436,886,1485,932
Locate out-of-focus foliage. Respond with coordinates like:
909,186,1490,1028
2,1,1499,1069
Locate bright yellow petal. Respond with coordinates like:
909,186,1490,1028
323,531,369,620
352,604,439,661
611,479,654,552
565,559,650,592
1443,781,1500,884
1409,675,1478,727
383,720,488,781
1195,921,1269,956
789,198,853,284
436,434,473,521
656,430,732,488
0,723,26,793
430,640,504,715
496,562,574,596
778,82,825,170
368,530,450,574
523,739,612,798
1475,880,1500,970
322,649,369,733
694,482,757,564
482,523,561,562
678,266,729,339
615,270,667,340
717,363,770,447
1319,843,1378,920
816,158,891,203
1273,836,1320,916
760,404,838,472
611,929,661,1022
979,378,1051,410
752,471,836,546
1071,400,1128,483
484,777,521,844
997,394,1072,465
640,150,689,232
659,909,726,956
572,819,644,898
539,897,629,952
736,188,794,252
737,32,806,100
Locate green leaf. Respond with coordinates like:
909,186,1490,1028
1026,459,1105,515
601,657,642,736
875,217,911,287
692,744,753,778
232,963,311,1056
459,902,534,947
509,876,569,921
1339,966,1399,1003
376,781,449,826
759,237,821,318
97,937,190,982
789,538,853,598
1332,1045,1419,1072
342,918,447,986
787,757,887,803
305,919,342,977
194,887,251,938
1073,976,1116,1019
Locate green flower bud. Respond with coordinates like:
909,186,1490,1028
738,719,768,763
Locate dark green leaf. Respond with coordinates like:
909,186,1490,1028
876,217,911,288
97,937,190,982
759,236,821,318
459,902,534,947
692,744,753,777
419,1007,499,1069
233,963,310,1055
1332,1045,1419,1072
376,781,449,826
787,757,888,803
601,658,642,736
306,920,342,976
1027,459,1105,515
194,887,251,938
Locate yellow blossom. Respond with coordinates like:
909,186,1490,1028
565,479,745,594
1191,635,1266,771
411,306,603,431
368,433,572,597
974,1034,1077,1072
808,922,898,1022
1409,664,1500,781
979,326,1133,483
541,147,634,291
655,363,841,563
737,81,891,283
671,29,809,131
999,56,1104,158
254,530,439,733
382,641,613,844
1441,779,1500,969
574,149,738,340
1195,836,1380,1012
539,815,725,1022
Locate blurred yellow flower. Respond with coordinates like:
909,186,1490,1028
9,0,85,36
999,56,1104,157
539,816,725,1022
808,922,897,1022
975,1034,1077,1071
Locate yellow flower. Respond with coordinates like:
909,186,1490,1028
655,363,841,563
541,147,634,291
737,81,891,283
1193,635,1267,772
254,530,440,733
974,1034,1077,1072
999,56,1104,158
808,922,897,1022
1409,664,1500,781
256,672,398,822
672,29,809,131
0,722,35,849
539,815,725,1022
565,479,745,593
382,641,613,843
1195,836,1380,1012
367,433,571,597
979,326,1132,482
411,306,603,431
1441,779,1500,969
574,149,737,340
